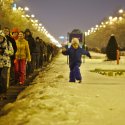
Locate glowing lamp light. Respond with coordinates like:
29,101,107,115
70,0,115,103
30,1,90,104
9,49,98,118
31,14,35,18
59,36,65,39
119,9,123,14
24,7,29,11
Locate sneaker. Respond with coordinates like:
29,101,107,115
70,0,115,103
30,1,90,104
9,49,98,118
78,80,82,83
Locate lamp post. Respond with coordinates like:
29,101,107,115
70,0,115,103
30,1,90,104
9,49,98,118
82,32,86,63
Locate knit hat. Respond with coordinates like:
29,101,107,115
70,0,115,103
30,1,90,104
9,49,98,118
0,30,5,37
71,38,79,45
11,28,19,33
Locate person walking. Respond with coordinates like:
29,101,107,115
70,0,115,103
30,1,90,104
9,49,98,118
33,37,43,69
62,38,91,83
14,31,31,85
24,29,36,75
0,30,14,99
3,27,17,84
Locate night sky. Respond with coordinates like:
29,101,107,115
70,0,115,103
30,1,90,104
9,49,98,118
15,0,125,40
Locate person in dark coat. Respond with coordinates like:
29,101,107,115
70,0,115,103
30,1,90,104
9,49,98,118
62,38,91,83
24,29,36,75
33,37,43,69
47,43,53,62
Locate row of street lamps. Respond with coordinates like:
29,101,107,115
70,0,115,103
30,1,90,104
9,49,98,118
12,4,61,47
86,9,125,36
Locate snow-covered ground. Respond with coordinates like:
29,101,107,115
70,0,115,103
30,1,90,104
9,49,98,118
0,52,125,125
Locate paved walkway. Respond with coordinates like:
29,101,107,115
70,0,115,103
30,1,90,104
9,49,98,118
0,53,125,125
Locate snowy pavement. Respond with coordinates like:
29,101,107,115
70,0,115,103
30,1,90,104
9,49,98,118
0,52,125,125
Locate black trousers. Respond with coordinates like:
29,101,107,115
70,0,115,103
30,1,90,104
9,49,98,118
0,67,10,93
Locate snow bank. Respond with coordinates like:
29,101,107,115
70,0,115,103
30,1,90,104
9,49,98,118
0,53,125,125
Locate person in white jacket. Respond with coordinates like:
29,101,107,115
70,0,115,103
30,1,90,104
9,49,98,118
0,30,14,99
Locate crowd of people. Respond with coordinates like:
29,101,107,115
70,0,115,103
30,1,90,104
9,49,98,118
0,27,59,100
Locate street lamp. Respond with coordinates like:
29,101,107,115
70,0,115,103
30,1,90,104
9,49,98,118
39,23,42,26
24,7,29,11
109,16,113,20
118,9,123,14
31,14,35,18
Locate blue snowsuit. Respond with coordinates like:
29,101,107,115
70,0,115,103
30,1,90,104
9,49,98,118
62,46,91,82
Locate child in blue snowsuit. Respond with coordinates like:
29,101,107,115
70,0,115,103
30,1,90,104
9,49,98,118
62,38,91,83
